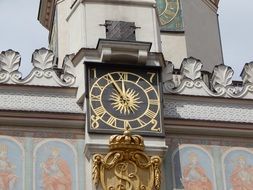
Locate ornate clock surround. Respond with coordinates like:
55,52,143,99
85,62,164,136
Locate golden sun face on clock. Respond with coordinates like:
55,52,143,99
87,64,162,135
110,88,142,115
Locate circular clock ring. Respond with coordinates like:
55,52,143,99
158,0,180,26
89,71,160,130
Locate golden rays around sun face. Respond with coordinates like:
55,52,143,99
110,88,143,115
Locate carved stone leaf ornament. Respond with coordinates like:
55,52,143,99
92,130,162,190
32,48,54,70
211,65,233,91
0,50,22,83
181,57,203,80
61,54,75,84
0,50,21,73
0,48,75,86
180,57,202,80
162,61,175,90
241,62,253,84
163,57,253,98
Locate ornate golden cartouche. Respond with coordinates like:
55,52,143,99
92,128,162,190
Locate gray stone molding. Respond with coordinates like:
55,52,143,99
0,85,82,113
164,95,253,124
0,48,76,87
163,57,253,99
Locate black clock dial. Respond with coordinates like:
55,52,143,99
86,62,163,136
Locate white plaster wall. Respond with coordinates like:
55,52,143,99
68,4,85,54
181,0,223,72
161,33,187,68
83,3,161,52
55,0,71,67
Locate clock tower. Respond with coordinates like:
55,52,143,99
1,0,253,190
37,0,225,189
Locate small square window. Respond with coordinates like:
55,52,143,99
105,20,136,41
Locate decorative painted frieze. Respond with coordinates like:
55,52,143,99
163,57,253,99
0,48,76,86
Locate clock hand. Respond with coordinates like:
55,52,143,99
122,80,126,94
108,74,124,97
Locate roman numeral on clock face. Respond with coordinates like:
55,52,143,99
90,94,100,101
149,99,159,105
145,86,153,93
94,106,105,116
124,121,132,130
107,116,117,127
137,118,146,126
118,72,128,80
146,109,156,119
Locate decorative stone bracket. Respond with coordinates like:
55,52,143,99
92,130,162,190
0,48,76,86
163,57,253,99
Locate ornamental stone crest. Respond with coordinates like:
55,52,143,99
92,129,161,190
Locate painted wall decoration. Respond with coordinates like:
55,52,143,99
156,0,184,31
172,145,215,190
0,137,24,190
166,137,253,190
34,140,77,190
223,149,253,190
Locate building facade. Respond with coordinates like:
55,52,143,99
0,0,253,189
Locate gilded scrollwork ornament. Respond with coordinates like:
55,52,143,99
92,129,162,190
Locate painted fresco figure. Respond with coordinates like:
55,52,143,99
181,152,213,190
40,147,72,190
0,144,17,190
230,156,253,190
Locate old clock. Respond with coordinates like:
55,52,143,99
157,0,184,31
85,62,163,136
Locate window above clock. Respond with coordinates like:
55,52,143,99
105,20,137,41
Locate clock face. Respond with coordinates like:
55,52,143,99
157,0,184,31
86,63,163,136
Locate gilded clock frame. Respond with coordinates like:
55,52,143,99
85,62,164,136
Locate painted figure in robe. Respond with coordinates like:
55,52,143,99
181,152,213,190
0,144,17,190
230,156,253,190
40,147,72,190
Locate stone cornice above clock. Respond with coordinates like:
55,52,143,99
72,39,164,66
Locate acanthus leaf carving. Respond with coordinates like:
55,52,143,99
0,48,75,86
32,48,54,70
211,65,234,91
61,54,76,84
163,58,253,99
162,61,175,90
180,57,203,80
241,62,253,84
0,50,22,83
